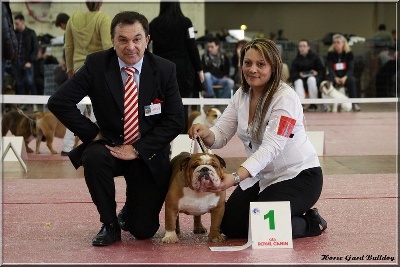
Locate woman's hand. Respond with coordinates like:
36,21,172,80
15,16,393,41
339,76,347,84
203,172,236,193
105,144,138,160
188,123,210,139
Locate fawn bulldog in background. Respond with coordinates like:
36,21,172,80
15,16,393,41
187,107,222,131
162,151,227,243
2,110,78,154
2,110,39,153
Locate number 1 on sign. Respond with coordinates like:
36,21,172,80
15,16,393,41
264,210,275,230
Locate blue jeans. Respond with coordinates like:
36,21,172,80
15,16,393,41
12,62,37,95
203,72,233,98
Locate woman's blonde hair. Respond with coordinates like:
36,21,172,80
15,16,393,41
328,34,351,53
239,38,283,142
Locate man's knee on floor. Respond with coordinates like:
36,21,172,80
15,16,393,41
128,223,159,240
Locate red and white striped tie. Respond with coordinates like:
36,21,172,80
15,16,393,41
122,67,139,145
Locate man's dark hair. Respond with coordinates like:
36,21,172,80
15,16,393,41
378,24,386,31
111,11,149,38
55,13,70,27
207,37,220,46
14,14,25,21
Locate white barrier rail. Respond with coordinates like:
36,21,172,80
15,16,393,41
1,94,398,105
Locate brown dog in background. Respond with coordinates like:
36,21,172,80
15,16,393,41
2,111,38,153
2,110,79,154
34,111,79,154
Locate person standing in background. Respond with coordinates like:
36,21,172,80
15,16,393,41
61,0,112,156
149,1,204,132
2,2,18,77
12,14,38,98
54,13,70,90
55,12,70,62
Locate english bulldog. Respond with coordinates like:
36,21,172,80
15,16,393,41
34,111,80,154
187,107,222,131
2,110,38,153
162,151,226,243
319,81,352,112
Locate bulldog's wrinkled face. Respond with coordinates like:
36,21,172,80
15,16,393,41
181,153,226,192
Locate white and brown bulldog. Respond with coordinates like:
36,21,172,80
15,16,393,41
319,80,352,112
162,152,226,243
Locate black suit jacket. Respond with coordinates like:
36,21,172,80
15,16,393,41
48,48,185,187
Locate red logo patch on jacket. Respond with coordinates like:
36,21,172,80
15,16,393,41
277,116,296,138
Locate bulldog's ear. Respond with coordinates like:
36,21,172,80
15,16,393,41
180,156,191,171
214,154,226,169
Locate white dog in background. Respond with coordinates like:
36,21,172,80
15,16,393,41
319,81,352,112
188,107,222,129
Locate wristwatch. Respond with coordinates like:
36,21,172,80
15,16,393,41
232,172,240,186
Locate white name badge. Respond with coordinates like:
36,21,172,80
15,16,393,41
144,103,161,116
333,62,346,71
209,201,293,251
188,27,195,39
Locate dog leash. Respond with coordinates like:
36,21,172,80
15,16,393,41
190,136,210,155
17,108,36,136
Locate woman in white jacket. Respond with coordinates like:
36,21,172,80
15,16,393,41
188,38,327,239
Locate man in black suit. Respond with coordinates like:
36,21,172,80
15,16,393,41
48,11,184,246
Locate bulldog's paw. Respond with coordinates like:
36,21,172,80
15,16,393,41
162,230,180,243
208,232,226,242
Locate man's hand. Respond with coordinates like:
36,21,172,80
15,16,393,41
105,144,138,160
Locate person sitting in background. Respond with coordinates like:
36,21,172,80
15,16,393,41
290,39,325,111
201,37,234,98
326,34,361,111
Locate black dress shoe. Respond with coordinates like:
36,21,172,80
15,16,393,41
92,223,121,246
117,205,127,231
305,208,327,231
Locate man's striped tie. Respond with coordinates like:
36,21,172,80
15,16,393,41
122,67,139,145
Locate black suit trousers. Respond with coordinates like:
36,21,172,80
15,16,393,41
82,142,167,239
